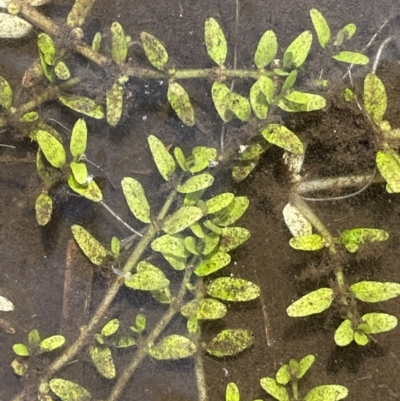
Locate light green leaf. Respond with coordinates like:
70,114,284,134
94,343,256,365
206,193,235,214
140,31,169,70
101,319,120,336
350,281,400,302
177,173,214,194
289,234,326,251
0,14,32,39
20,111,39,123
298,354,315,379
229,92,251,121
167,81,195,126
148,135,176,181
199,232,220,255
310,9,331,48
278,92,326,112
340,228,389,252
184,236,199,255
90,345,116,379
106,82,124,127
212,81,233,122
70,161,88,186
187,146,218,173
68,175,103,202
195,252,231,276
203,219,223,234
38,33,56,65
114,336,136,348
149,334,197,360
232,162,258,182
92,32,102,52
261,124,304,155
364,73,387,124
54,61,70,80
151,234,188,258
332,51,369,65
124,263,169,291
135,313,147,332
281,70,298,93
207,329,254,357
283,31,312,69
163,206,204,234
0,76,12,110
174,147,187,171
250,79,269,120
254,30,278,68
111,22,127,64
190,222,205,238
35,192,52,226
376,150,400,193
304,385,348,401
70,119,87,159
49,378,91,401
354,330,369,346
362,312,398,334
39,335,65,352
286,288,334,317
334,319,354,347
59,95,105,119
226,382,240,401
111,237,121,258
219,227,251,252
276,365,290,385
36,130,66,168
260,377,290,401
13,343,30,357
207,277,260,302
71,224,108,266
162,253,187,270
205,18,227,65
212,196,249,226
334,23,356,46
121,177,151,223
28,329,41,346
181,298,227,320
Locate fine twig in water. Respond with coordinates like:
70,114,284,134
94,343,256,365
372,36,393,74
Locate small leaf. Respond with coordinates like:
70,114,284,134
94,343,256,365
181,298,227,320
92,32,102,52
135,313,147,332
111,22,127,64
0,75,12,110
151,234,188,258
212,196,249,226
149,335,197,360
68,175,103,202
205,18,227,65
289,234,326,251
11,359,28,377
121,177,151,223
364,73,387,124
254,30,278,68
0,13,32,39
298,355,315,379
340,228,389,253
38,33,56,65
36,130,66,168
334,319,354,347
260,377,290,401
310,9,331,48
332,51,369,65
140,31,169,70
59,95,105,119
177,173,214,193
49,378,91,401
283,31,312,69
162,253,187,270
206,193,235,214
187,146,218,173
174,147,187,171
226,382,240,401
219,227,251,252
0,295,13,312
70,119,87,159
281,70,298,93
350,281,400,302
250,80,269,119
200,232,220,255
261,124,304,155
13,343,30,357
207,277,260,302
334,23,356,46
287,288,334,317
362,312,398,334
195,252,231,276
304,385,348,401
20,111,39,122
71,224,108,266
114,336,136,348
376,150,400,193
148,135,176,181
167,81,195,126
90,345,116,379
212,81,233,122
70,162,88,186
183,236,199,255
189,223,205,239
35,192,53,226
283,203,312,237
101,319,120,336
106,82,124,127
54,61,70,80
207,329,254,357
354,330,369,346
125,262,169,291
276,365,291,385
39,335,65,352
278,92,326,112
163,206,204,234
229,92,251,121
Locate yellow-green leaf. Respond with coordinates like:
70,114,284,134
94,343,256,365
350,281,400,302
125,262,169,291
310,9,330,48
106,82,124,127
111,22,127,64
13,343,30,357
278,92,326,112
364,73,387,124
39,335,65,352
206,193,235,214
332,51,369,65
340,228,389,252
212,81,233,122
187,146,217,173
261,124,304,154
205,18,227,65
148,135,176,181
20,111,39,122
334,319,354,347
90,345,116,379
362,312,397,334
177,173,214,193
181,298,227,320
212,196,249,226
38,33,55,66
167,82,195,126
289,234,326,251
68,175,103,202
70,161,88,185
207,277,260,302
54,61,70,80
149,335,197,360
163,206,204,234
49,379,91,401
376,150,400,193
140,31,169,70
151,234,188,258
59,95,105,119
195,252,231,276
70,118,87,159
229,92,251,121
254,30,278,68
35,192,53,226
284,31,312,69
121,177,151,223
101,319,120,336
0,76,12,110
219,227,251,252
207,329,254,357
36,130,66,168
286,288,334,317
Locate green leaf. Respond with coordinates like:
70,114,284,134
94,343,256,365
149,335,197,360
140,31,169,70
226,382,240,401
310,9,331,48
250,80,269,120
101,319,120,336
229,92,251,121
167,81,195,126
187,147,218,173
124,262,169,291
260,377,290,401
151,234,188,258
68,175,103,202
92,32,102,52
332,51,369,65
135,313,147,332
298,354,315,379
71,224,108,266
162,253,187,270
195,252,231,276
212,196,249,226
283,31,312,69
354,330,369,346
59,95,105,119
212,81,233,122
121,177,151,223
340,228,389,252
13,343,30,357
304,385,348,401
38,33,56,65
276,365,290,385
49,378,91,401
362,312,398,334
334,319,354,347
334,23,356,46
111,22,127,64
106,82,124,127
70,161,88,186
205,18,227,65
36,130,66,168
90,345,116,379
207,329,254,357
70,119,87,159
207,277,260,302
232,162,258,182
114,336,136,348
206,193,235,214
28,329,41,346
174,147,187,171
203,219,223,234
181,298,227,320
0,76,12,110
190,222,205,238
35,192,52,226
364,73,387,124
163,206,204,234
289,234,326,251
39,335,65,352
20,111,39,123
54,61,70,80
200,232,220,255
177,173,214,193
350,281,400,302
148,135,176,181
184,236,199,255
376,150,400,193
219,227,251,252
278,92,326,112
254,30,278,68
286,288,334,317
261,124,304,155
281,70,298,93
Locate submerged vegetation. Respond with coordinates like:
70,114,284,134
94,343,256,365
0,1,399,400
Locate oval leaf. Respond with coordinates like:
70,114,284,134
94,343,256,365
39,335,65,352
289,234,326,251
206,193,235,214
207,277,260,302
340,228,389,252
376,150,400,193
219,227,251,252
283,203,312,237
167,81,195,126
70,119,87,158
141,31,169,70
364,73,387,124
177,173,214,194
350,281,400,302
36,130,66,168
70,161,88,186
163,206,204,234
49,378,91,401
111,22,127,64
54,61,70,80
124,267,169,291
188,146,218,173
280,91,326,112
286,288,334,317
151,234,188,258
254,30,278,68
260,377,290,401
106,82,124,127
68,175,103,202
13,343,30,357
35,192,52,226
212,196,249,226
195,252,231,276
334,319,354,347
205,18,227,65
207,329,254,357
181,298,227,320
284,31,312,69
101,319,120,336
148,135,176,181
90,345,116,379
0,76,12,110
212,81,233,122
310,9,331,48
226,383,240,401
362,312,398,334
298,354,315,378
121,177,151,223
332,51,369,65
304,385,348,401
59,95,105,119
261,124,303,155
149,335,197,360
